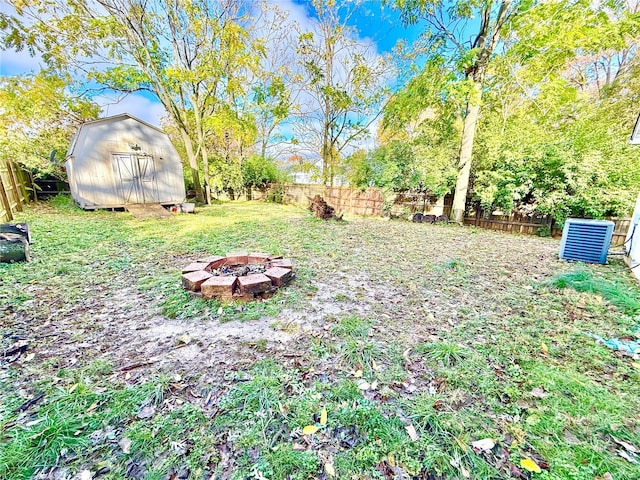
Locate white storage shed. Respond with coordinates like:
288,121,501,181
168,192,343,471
65,113,186,209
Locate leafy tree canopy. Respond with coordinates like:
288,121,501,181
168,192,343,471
0,72,99,179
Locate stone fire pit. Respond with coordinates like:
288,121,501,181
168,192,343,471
181,253,294,301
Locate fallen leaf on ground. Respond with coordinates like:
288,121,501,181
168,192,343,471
354,369,363,378
119,437,132,454
455,436,468,452
597,473,614,480
530,387,547,399
320,408,327,426
563,430,580,445
78,470,92,480
406,424,418,441
324,463,335,476
617,449,638,464
403,348,411,363
387,453,395,467
541,343,549,355
520,457,541,473
137,405,156,419
471,438,495,452
302,425,319,435
612,436,639,454
510,465,523,477
25,418,45,427
292,443,306,451
357,381,370,390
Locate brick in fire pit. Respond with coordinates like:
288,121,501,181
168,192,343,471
201,275,237,299
182,270,212,291
238,273,272,294
264,266,293,286
198,255,226,269
269,259,293,270
248,253,270,264
182,262,210,274
225,252,248,265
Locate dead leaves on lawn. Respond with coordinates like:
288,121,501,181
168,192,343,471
612,435,640,464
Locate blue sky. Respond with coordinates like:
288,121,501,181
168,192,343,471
0,0,424,126
291,0,424,53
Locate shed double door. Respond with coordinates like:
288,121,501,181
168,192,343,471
112,153,158,204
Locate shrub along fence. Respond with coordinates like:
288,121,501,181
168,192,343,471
0,160,30,223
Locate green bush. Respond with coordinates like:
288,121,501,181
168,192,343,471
242,155,287,196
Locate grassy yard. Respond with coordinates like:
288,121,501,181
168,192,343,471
1,197,639,480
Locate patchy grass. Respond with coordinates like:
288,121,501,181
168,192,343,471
0,362,166,480
414,340,468,367
549,268,640,313
1,199,639,479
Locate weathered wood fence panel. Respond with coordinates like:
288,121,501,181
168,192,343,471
263,184,384,217
257,184,452,218
608,218,632,246
257,184,633,244
551,218,630,246
464,201,631,245
0,160,29,223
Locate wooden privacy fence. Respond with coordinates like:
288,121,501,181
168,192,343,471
262,184,384,216
464,210,553,235
386,191,453,218
258,184,632,244
464,203,631,246
256,184,452,218
0,160,29,223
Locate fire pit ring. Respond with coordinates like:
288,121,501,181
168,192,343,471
181,253,294,301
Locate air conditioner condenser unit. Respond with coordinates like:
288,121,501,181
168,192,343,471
559,218,615,264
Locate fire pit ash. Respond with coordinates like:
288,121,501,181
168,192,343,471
181,252,294,301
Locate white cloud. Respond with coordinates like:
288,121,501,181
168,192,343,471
95,92,167,127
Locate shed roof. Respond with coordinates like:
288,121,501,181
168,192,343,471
67,113,167,157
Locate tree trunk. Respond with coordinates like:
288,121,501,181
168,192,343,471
193,105,212,205
202,146,212,206
451,84,482,224
450,0,511,223
180,130,203,203
322,122,330,185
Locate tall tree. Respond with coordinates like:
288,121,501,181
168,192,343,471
294,0,393,186
0,72,99,179
395,0,516,222
3,0,259,204
248,1,300,161
469,0,640,222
